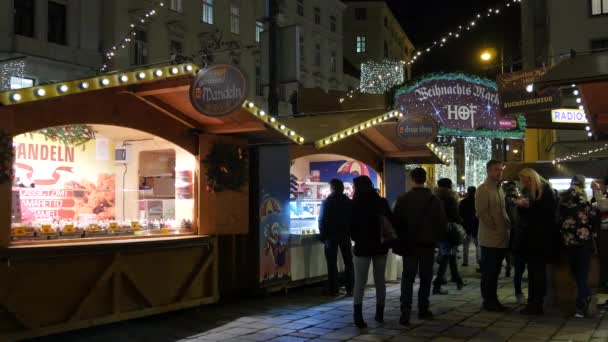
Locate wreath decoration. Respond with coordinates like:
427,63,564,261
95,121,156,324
202,143,248,192
34,125,95,149
0,131,15,185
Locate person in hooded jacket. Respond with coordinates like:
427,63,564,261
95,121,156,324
433,178,465,295
459,186,480,269
350,175,391,328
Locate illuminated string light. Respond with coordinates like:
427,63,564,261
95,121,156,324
553,143,608,164
360,60,405,94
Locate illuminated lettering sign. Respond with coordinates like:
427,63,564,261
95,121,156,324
551,109,588,124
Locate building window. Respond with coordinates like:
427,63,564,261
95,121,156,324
230,4,240,34
384,41,389,58
355,8,366,20
315,43,321,66
170,40,183,56
297,0,304,16
314,7,321,25
14,0,35,38
330,16,336,32
356,36,366,53
591,38,608,51
169,0,183,12
330,51,337,72
255,64,263,96
131,30,148,65
48,1,67,45
299,35,305,65
384,17,388,27
256,21,264,43
201,0,214,24
591,0,608,15
10,76,34,89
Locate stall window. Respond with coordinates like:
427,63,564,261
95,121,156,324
297,0,304,16
230,3,240,34
10,125,196,243
314,7,321,25
48,1,67,45
201,0,214,24
591,0,608,15
14,0,35,38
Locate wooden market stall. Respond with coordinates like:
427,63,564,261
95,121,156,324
0,64,294,340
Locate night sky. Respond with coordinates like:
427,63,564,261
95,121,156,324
385,0,522,78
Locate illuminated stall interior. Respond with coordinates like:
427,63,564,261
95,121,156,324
11,125,196,242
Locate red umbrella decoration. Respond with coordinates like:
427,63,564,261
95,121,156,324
260,196,282,219
337,160,370,177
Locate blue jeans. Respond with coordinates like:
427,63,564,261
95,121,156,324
480,246,508,304
566,247,593,310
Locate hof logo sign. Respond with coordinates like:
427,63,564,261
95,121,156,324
190,64,249,117
396,114,439,146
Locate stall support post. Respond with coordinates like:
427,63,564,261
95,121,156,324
0,181,10,248
383,159,406,208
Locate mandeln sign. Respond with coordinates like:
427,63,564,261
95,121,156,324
394,74,524,139
190,64,249,117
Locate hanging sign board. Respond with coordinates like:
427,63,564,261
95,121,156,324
551,108,588,124
396,114,439,145
190,64,249,117
497,68,561,115
394,74,522,138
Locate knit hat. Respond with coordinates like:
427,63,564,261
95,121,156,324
571,174,586,187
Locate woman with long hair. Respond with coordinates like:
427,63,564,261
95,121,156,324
350,175,391,328
559,175,596,318
515,168,558,315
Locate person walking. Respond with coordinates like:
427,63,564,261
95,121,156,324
503,181,527,305
319,179,354,297
393,168,447,326
559,175,596,318
476,160,511,312
350,175,391,328
433,178,465,295
459,186,480,270
515,168,557,315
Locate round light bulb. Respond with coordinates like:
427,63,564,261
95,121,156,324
332,137,338,141
258,110,266,116
58,84,69,93
170,67,179,75
298,137,304,143
35,88,46,96
279,125,286,130
11,93,22,102
154,69,163,77
324,140,330,144
80,81,90,89
185,65,193,72
101,78,110,86
247,102,255,108
120,75,129,82
137,72,146,80
576,98,582,103
525,84,534,93
270,117,276,122
573,90,579,96
289,131,296,136
586,126,591,131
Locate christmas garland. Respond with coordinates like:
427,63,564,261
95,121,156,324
0,131,14,185
34,125,95,149
203,143,248,192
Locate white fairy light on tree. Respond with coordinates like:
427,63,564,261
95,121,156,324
435,145,457,184
0,59,26,91
360,60,404,94
464,137,492,187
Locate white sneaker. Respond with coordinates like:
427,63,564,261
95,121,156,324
515,294,526,305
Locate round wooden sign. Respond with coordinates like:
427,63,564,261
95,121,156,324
396,114,439,145
190,64,249,117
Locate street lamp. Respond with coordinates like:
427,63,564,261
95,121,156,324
478,47,503,74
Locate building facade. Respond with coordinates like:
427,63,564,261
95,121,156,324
0,0,103,90
342,0,414,80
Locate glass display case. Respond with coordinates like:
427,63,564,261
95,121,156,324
289,198,322,235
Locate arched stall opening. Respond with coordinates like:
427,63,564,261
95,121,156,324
10,125,197,243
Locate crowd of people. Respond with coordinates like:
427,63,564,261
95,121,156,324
318,159,607,328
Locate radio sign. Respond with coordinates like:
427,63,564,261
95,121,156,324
551,109,588,124
190,64,248,117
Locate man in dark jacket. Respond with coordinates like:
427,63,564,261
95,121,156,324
319,179,354,296
393,168,447,326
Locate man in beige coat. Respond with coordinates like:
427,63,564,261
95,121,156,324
475,159,511,312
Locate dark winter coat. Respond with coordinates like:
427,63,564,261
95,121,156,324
516,181,559,262
459,195,479,237
350,192,391,257
318,193,352,241
392,187,447,255
436,188,462,224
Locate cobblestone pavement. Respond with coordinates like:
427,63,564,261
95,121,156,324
34,265,608,342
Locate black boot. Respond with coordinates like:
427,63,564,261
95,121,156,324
353,304,367,328
374,304,384,323
399,311,410,326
